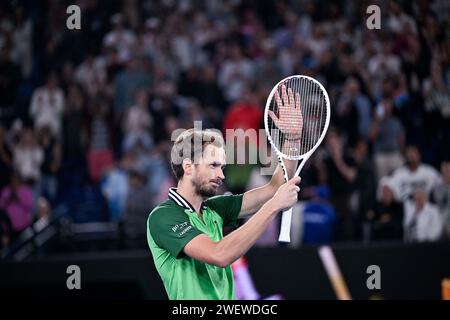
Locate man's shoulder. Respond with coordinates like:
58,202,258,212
204,194,235,205
418,164,440,176
204,193,243,211
149,199,181,219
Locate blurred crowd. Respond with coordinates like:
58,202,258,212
0,0,449,253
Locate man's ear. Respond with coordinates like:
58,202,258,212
182,158,193,176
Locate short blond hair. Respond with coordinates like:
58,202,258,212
171,128,224,180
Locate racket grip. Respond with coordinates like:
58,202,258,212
278,208,292,243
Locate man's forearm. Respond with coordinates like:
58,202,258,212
215,201,278,266
270,159,298,189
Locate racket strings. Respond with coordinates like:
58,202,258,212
268,77,328,158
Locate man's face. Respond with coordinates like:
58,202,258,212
191,145,226,198
406,147,421,167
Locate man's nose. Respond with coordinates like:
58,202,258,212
217,168,225,180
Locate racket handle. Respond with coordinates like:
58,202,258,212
278,208,292,243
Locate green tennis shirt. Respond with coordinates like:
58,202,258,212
147,187,243,300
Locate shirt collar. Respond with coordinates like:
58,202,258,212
168,187,207,212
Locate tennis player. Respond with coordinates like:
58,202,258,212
147,91,301,300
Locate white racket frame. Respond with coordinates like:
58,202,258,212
264,75,331,243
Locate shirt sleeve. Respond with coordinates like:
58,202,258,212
148,207,203,258
205,194,243,227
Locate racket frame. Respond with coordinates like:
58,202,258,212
263,75,331,243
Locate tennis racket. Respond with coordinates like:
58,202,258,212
264,75,331,243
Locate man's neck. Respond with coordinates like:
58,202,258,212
177,180,204,213
408,164,420,172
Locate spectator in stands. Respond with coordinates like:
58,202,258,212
351,139,377,240
123,165,153,248
254,39,283,90
369,97,405,181
62,83,87,170
113,55,151,114
101,152,134,222
302,186,337,245
0,45,22,115
37,126,61,204
0,126,13,190
218,43,255,102
74,54,107,98
29,72,65,138
35,197,51,223
122,89,153,153
433,161,450,239
336,77,372,145
13,128,43,186
0,208,12,250
103,13,137,64
423,61,450,120
389,145,442,201
370,178,404,241
323,128,357,240
223,88,263,193
87,96,115,183
223,86,263,144
0,172,34,241
404,189,443,243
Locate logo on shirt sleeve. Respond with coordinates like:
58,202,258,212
171,222,192,237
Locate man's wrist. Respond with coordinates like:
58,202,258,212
263,199,280,215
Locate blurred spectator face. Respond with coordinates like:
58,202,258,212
37,126,52,145
262,39,276,58
382,41,392,55
0,46,9,61
68,85,84,110
158,81,176,99
326,129,342,151
389,0,402,15
203,66,216,83
46,73,58,90
164,117,179,136
21,129,35,147
354,140,368,163
230,44,243,60
135,90,148,107
0,126,5,144
37,197,51,219
121,152,136,171
111,14,124,30
145,17,160,31
405,146,421,168
283,11,298,28
382,78,396,96
129,171,145,189
241,87,257,105
126,57,139,72
345,77,360,96
381,185,395,204
377,99,393,118
10,172,21,189
441,161,450,184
